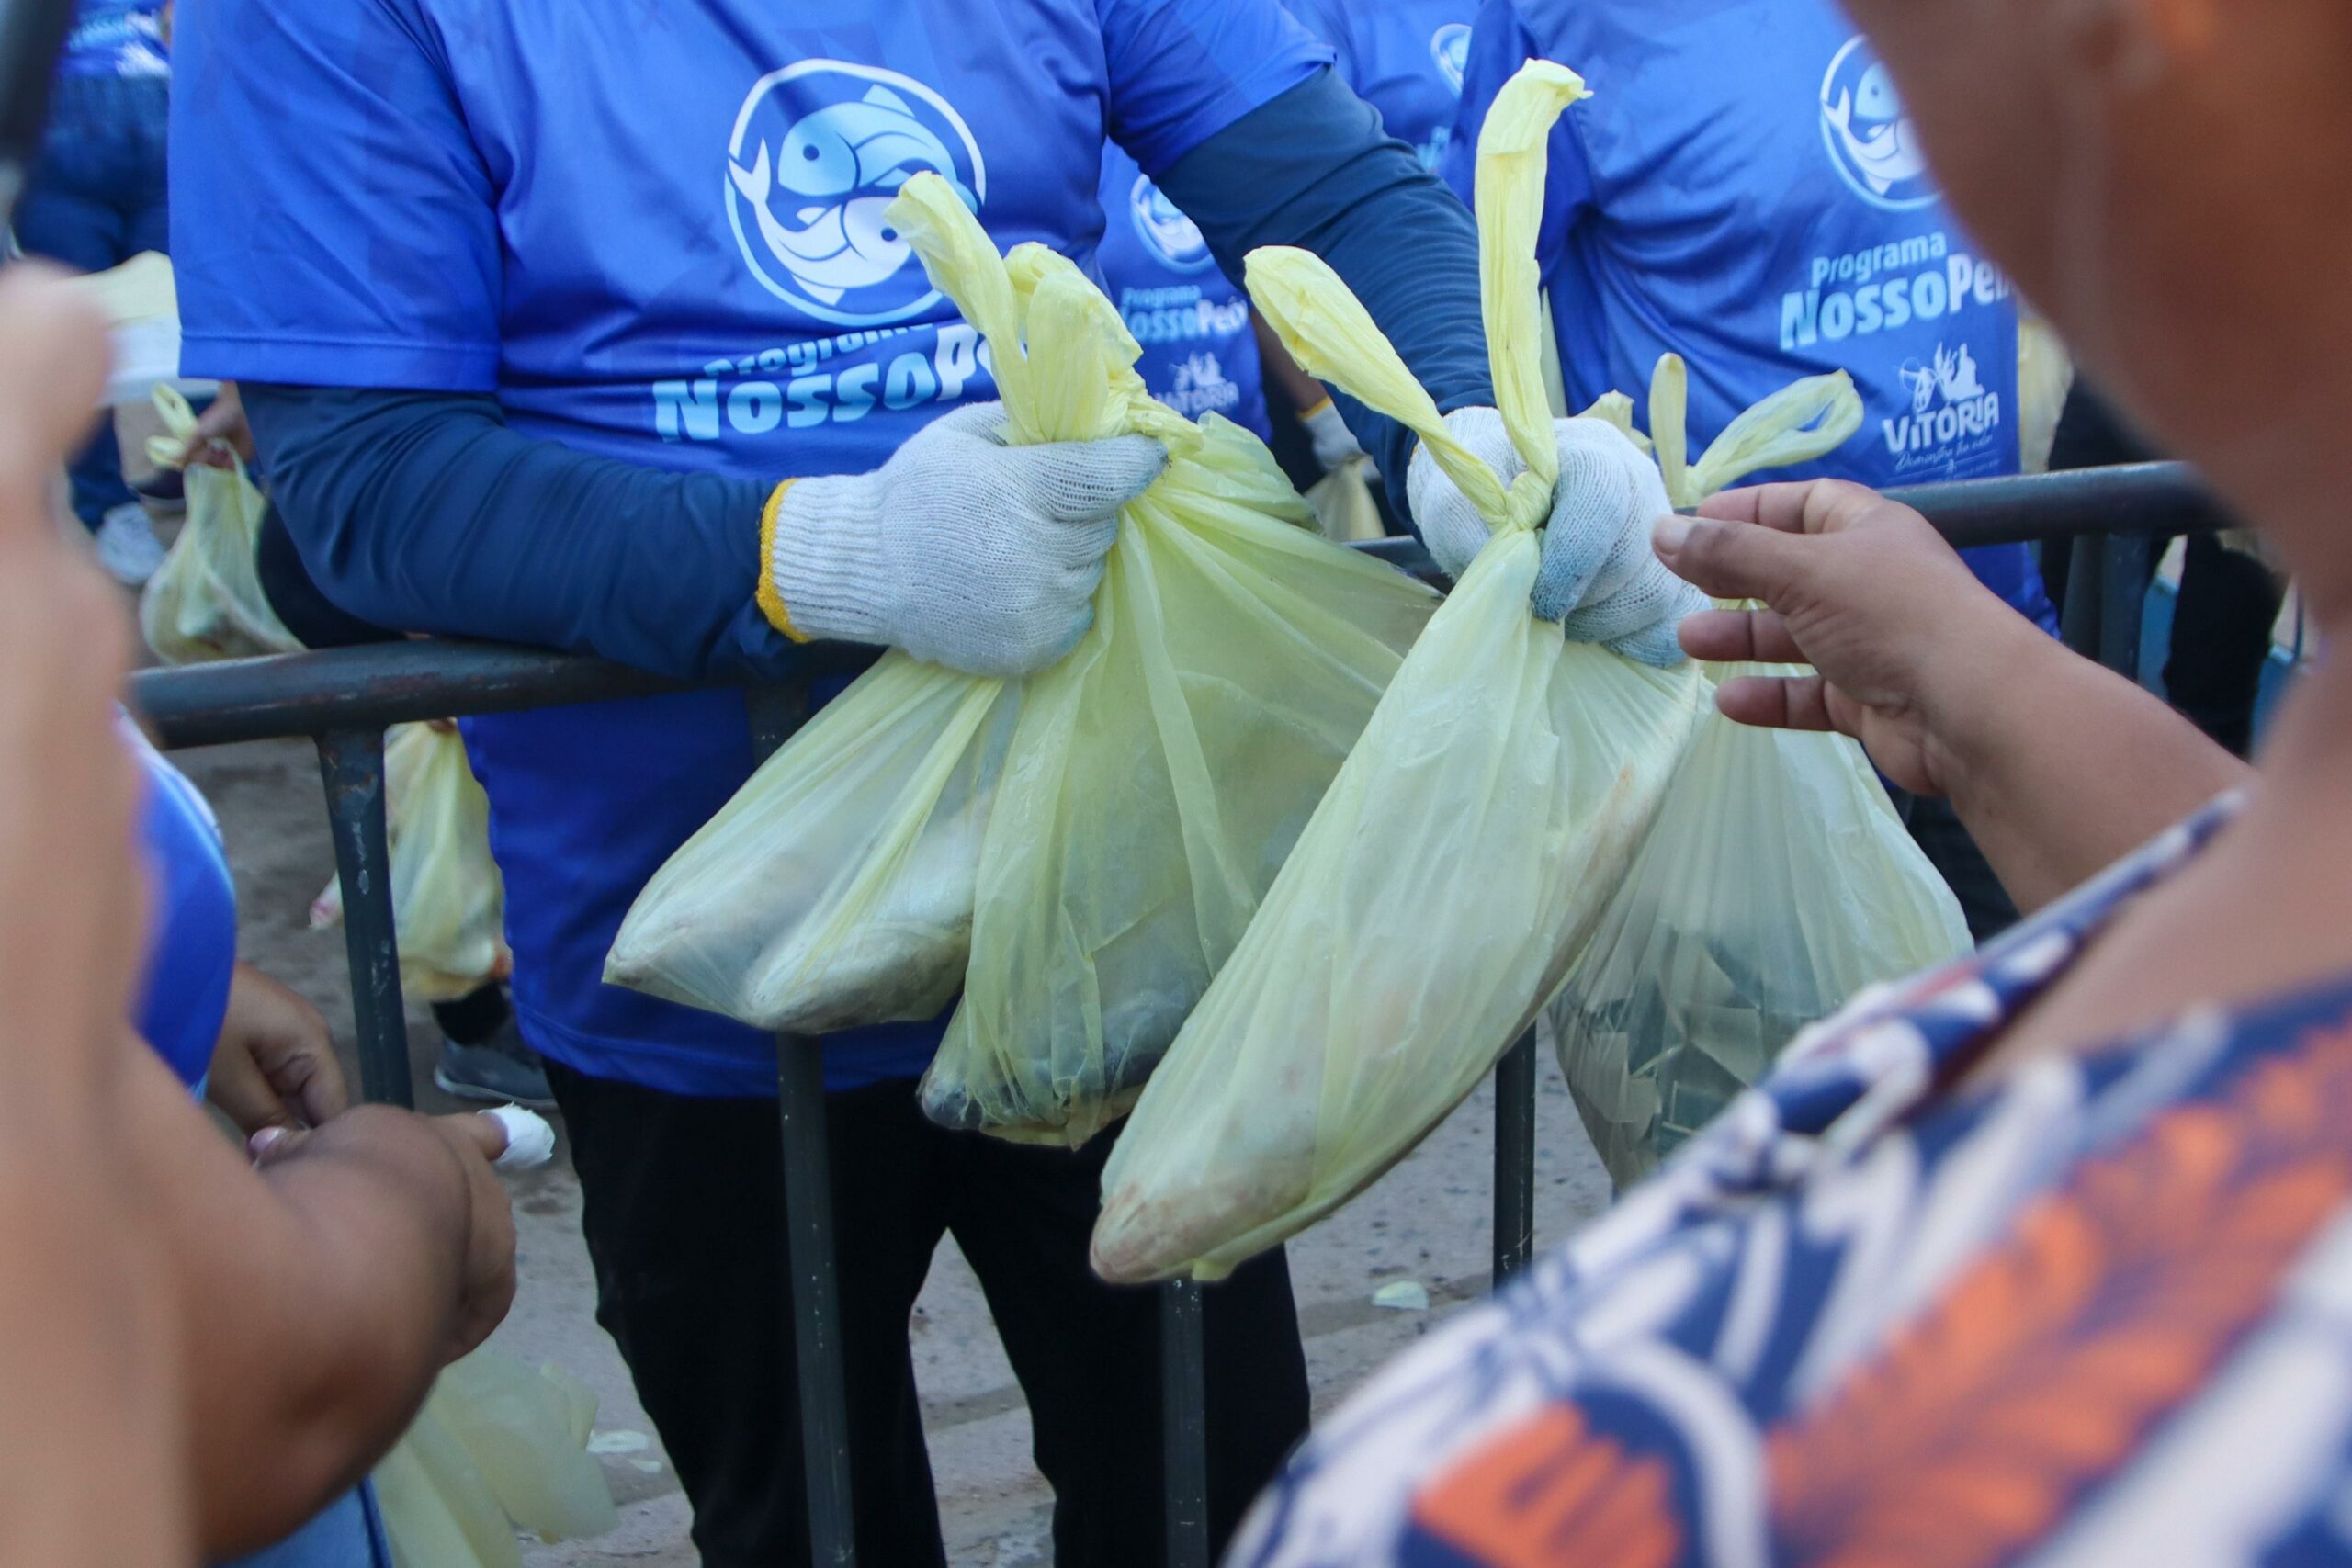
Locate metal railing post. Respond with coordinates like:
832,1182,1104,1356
314,728,411,1108
747,685,857,1567
1161,1280,1211,1568
2101,531,2155,682
776,1027,856,1566
113,463,2241,1568
2060,534,2109,661
1492,1030,1537,1286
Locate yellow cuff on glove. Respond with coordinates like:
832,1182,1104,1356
756,479,808,643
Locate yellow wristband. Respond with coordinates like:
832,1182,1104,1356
756,479,810,643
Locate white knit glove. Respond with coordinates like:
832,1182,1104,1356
1406,408,1704,667
762,402,1166,677
1300,397,1369,475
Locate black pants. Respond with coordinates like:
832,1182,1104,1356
2164,533,2283,760
1895,790,2019,943
545,1065,1311,1568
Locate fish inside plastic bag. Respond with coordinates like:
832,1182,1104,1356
1546,355,1970,1186
372,1348,618,1568
609,175,1436,1146
138,385,300,665
1094,62,1732,1284
605,661,1014,1037
312,722,510,1002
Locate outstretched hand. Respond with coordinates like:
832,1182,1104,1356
1653,479,2048,796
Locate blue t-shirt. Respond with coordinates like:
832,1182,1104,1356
1451,0,2056,628
1093,143,1269,438
173,0,1328,1096
1285,0,1476,171
126,725,235,1091
59,0,167,78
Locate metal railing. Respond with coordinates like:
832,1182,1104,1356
127,459,2222,1568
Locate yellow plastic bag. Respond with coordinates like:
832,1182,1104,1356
2018,314,2075,476
605,664,1012,1034
137,385,300,664
373,1348,617,1568
1092,62,1720,1284
1306,457,1388,542
312,723,509,1002
610,175,1436,1146
1547,356,1969,1186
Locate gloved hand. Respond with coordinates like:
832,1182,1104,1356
1300,397,1370,475
761,401,1166,677
1406,407,1705,666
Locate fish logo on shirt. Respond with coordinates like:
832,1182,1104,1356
1430,24,1471,97
1820,37,1936,212
1127,174,1214,274
726,62,987,327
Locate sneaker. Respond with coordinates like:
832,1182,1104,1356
94,502,166,587
434,1017,556,1110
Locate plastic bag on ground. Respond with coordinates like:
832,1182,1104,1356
1547,355,1969,1187
312,723,510,1002
373,1348,617,1568
1093,62,1723,1283
137,384,300,664
609,175,1436,1146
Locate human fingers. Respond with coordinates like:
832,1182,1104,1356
187,386,254,468
1677,606,1808,664
1530,425,1664,622
929,399,1010,443
1692,478,1901,536
436,1111,512,1164
243,974,349,1127
285,1046,353,1129
442,1132,518,1360
1713,672,1842,733
1017,434,1167,527
217,965,350,1131
1651,510,1817,604
435,1106,558,1172
205,1040,299,1138
246,1123,307,1167
1405,407,1515,581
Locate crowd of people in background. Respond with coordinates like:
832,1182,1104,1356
6,0,2346,1562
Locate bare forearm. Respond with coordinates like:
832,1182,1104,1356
1930,625,2253,910
122,1066,478,1554
0,1171,186,1568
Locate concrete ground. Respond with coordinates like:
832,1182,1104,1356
176,734,1616,1566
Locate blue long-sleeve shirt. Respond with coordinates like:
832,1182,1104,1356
242,72,1486,686
184,0,1489,1096
1442,0,2057,630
